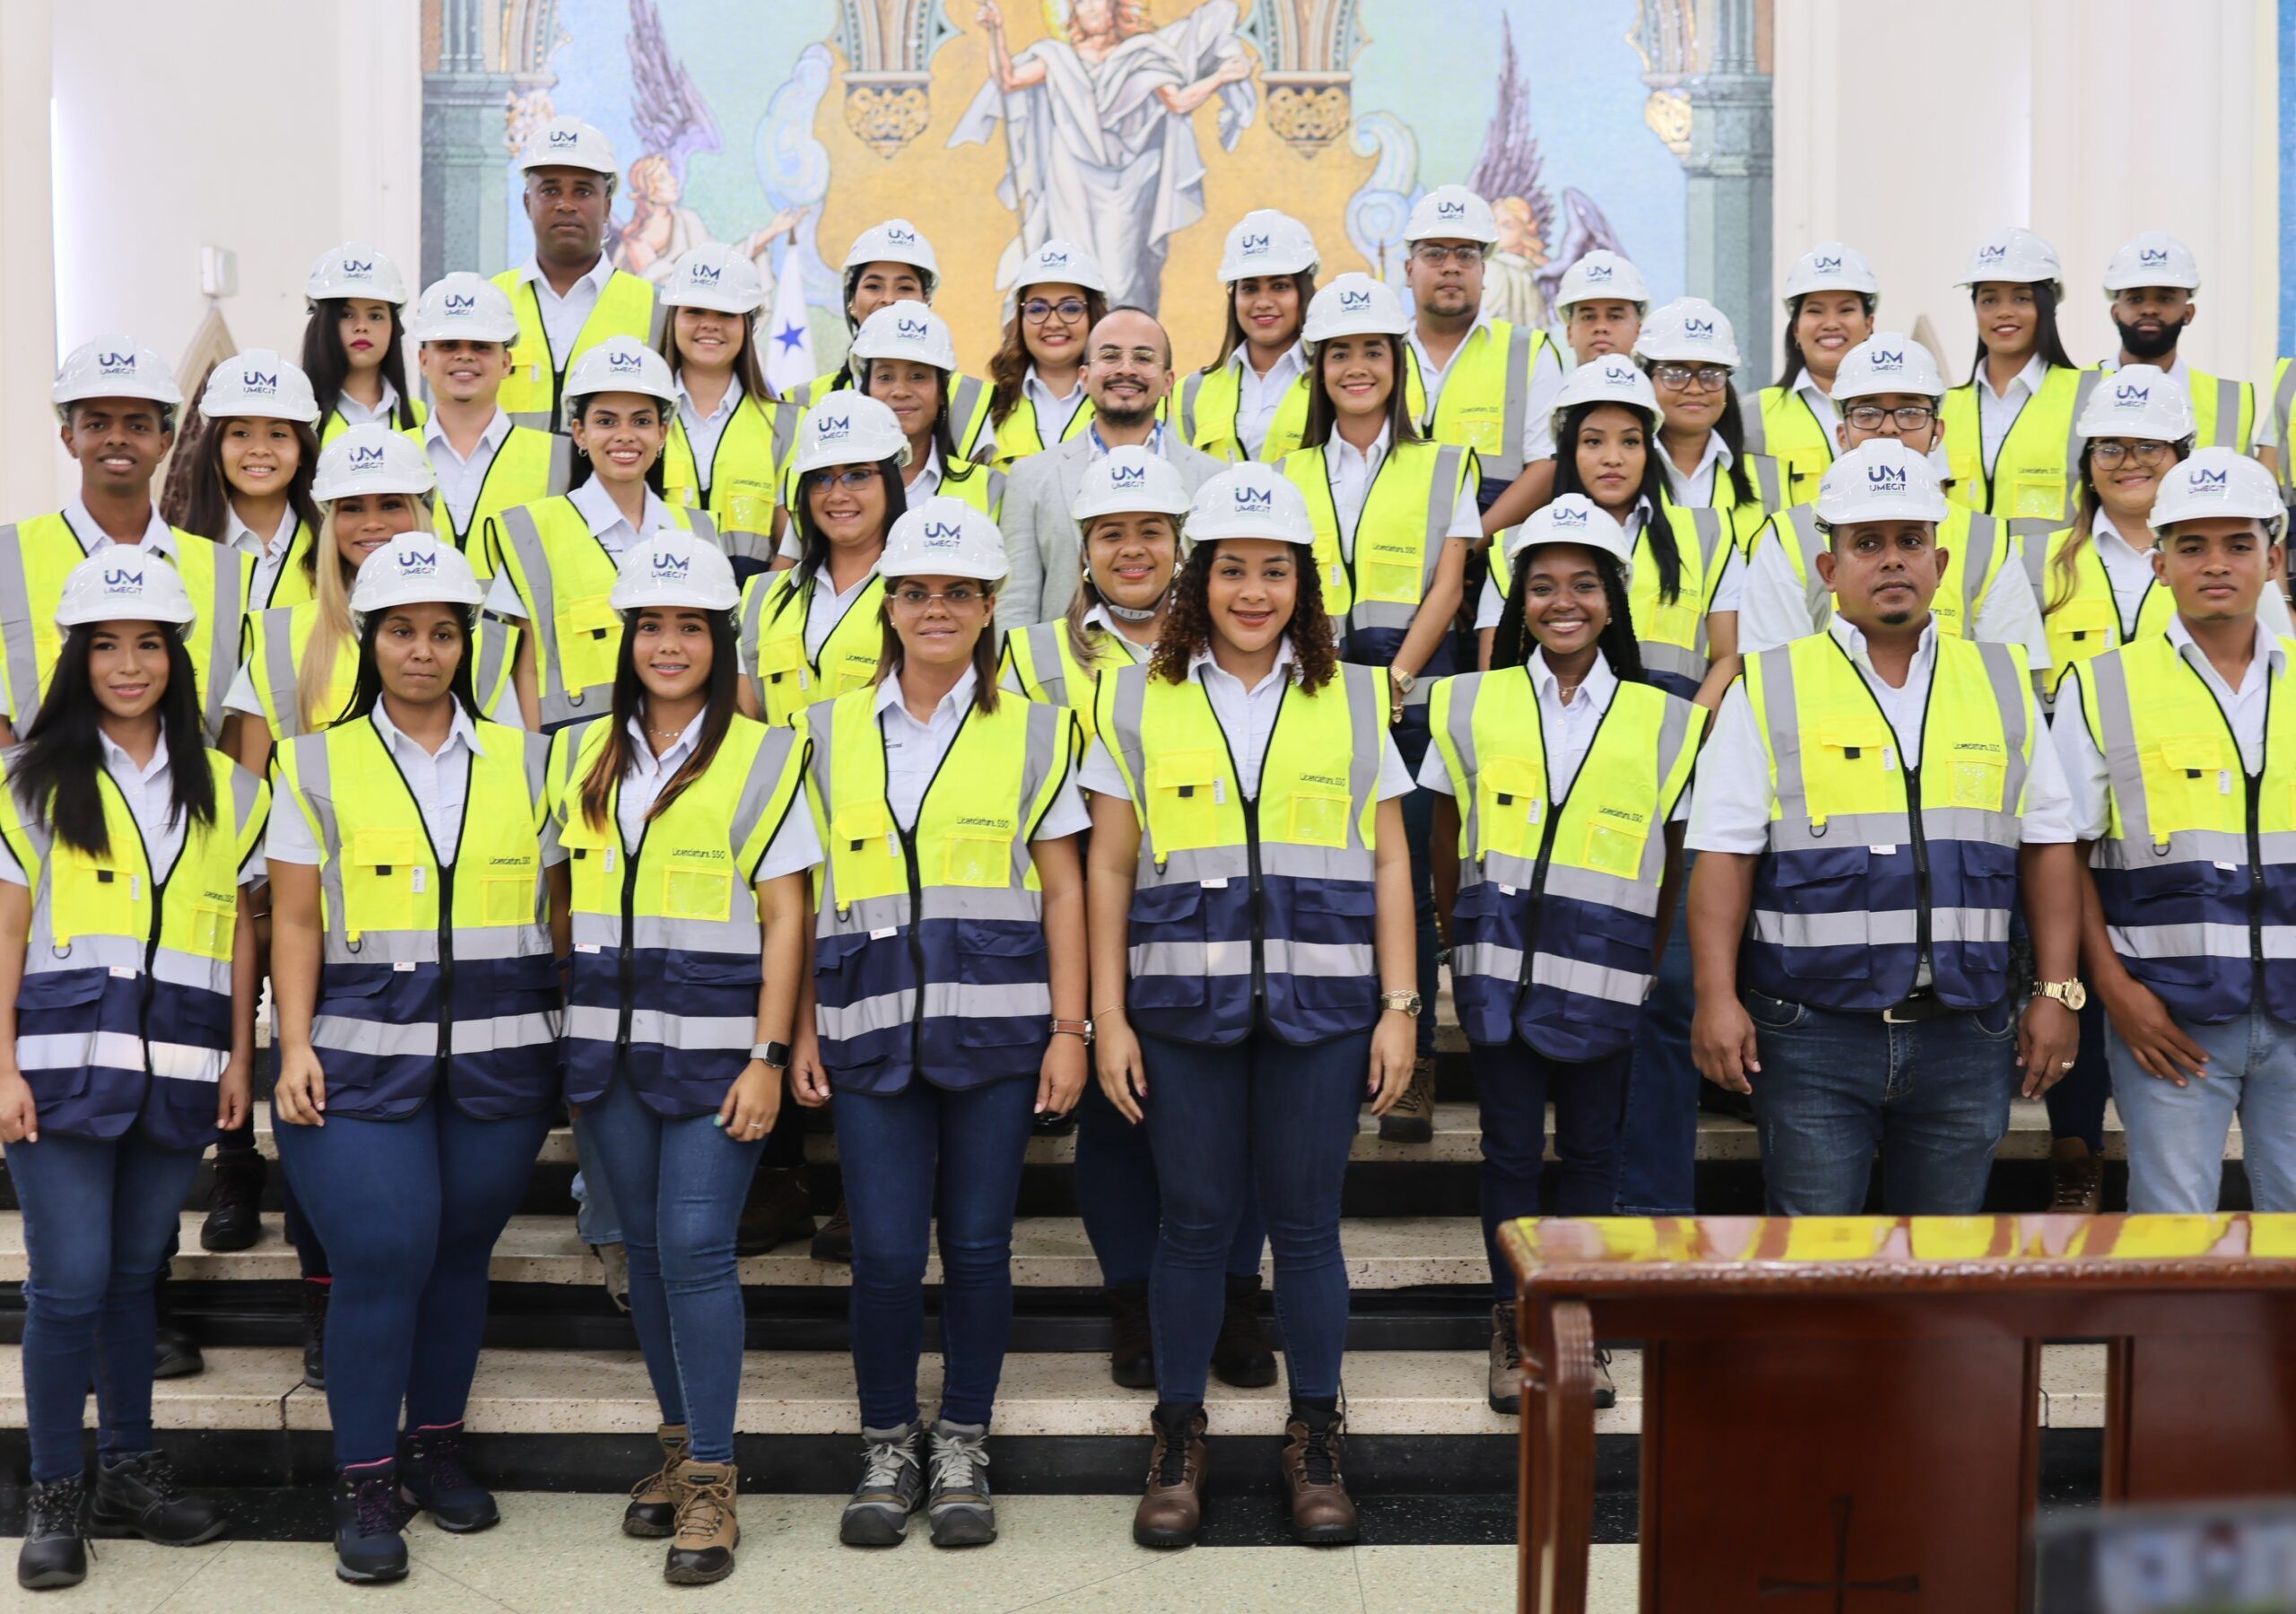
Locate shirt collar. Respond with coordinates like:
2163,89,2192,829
518,254,614,299
677,377,744,425
2092,509,2152,561
371,698,484,759
1408,311,1495,371
624,711,705,773
1526,648,1617,714
97,727,170,785
1089,419,1165,458
1827,612,1939,674
568,478,673,543
908,443,944,498
1231,342,1307,384
1665,431,1733,490
1188,636,1296,697
2106,353,2190,387
1333,423,1391,473
1985,351,2051,399
2168,612,2288,681
1023,365,1081,405
1795,372,1839,412
873,664,978,725
424,407,514,460
222,502,297,557
63,495,171,557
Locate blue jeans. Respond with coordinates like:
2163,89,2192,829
1616,874,1698,1215
1074,1075,1264,1288
832,1076,1037,1429
2045,998,2111,1151
578,1079,764,1463
1744,987,2017,1216
2108,1006,2296,1213
9,1131,206,1481
1473,1037,1632,1303
1136,1028,1366,1405
276,1100,551,1470
569,1113,623,1247
1395,725,1439,1060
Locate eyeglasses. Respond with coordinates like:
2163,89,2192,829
805,467,882,490
1412,243,1484,267
2090,438,2174,469
1845,404,1937,432
1023,298,1090,324
1651,363,1730,393
891,585,987,611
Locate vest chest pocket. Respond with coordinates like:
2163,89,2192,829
1944,748,2010,811
828,797,903,904
753,628,807,688
1356,534,1425,607
940,829,1018,889
2151,734,2239,832
556,812,613,911
1806,713,1897,819
1146,749,1227,854
662,851,735,920
726,490,774,534
1477,756,1549,862
2050,597,2119,653
343,828,427,935
2006,469,2068,521
479,857,540,925
51,844,140,943
182,891,238,960
553,592,623,694
1580,814,1650,881
1283,786,1354,850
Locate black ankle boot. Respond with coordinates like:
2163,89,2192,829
91,1450,228,1545
300,1279,329,1389
200,1148,266,1252
1211,1272,1278,1388
331,1466,410,1584
16,1475,88,1590
1107,1280,1154,1389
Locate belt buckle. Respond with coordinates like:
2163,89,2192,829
1881,994,1935,1025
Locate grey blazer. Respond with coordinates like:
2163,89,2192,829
995,431,1225,629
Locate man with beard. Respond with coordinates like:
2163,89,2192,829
1685,438,2083,1216
996,307,1222,626
2099,231,2259,455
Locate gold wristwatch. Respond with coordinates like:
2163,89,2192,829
1379,990,1422,1016
2032,978,2088,1011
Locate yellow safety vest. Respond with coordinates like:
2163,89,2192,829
664,390,797,551
738,565,886,727
1490,501,1731,699
1941,364,2095,525
999,619,1150,745
424,423,572,578
1674,450,1787,554
0,516,249,742
319,396,428,446
1401,321,1548,482
1755,503,2011,645
2023,523,2180,698
491,266,662,432
2174,362,2257,455
1743,383,1839,506
988,390,1097,468
1176,360,1314,464
245,599,520,740
2273,355,2296,500
246,522,319,612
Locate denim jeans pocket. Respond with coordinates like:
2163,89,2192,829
1741,988,1807,1032
1970,996,2017,1041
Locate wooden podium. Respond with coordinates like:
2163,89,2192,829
1501,1215,2296,1613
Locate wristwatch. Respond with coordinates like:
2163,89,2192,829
752,1041,793,1070
1390,669,1417,698
1050,1017,1094,1045
1379,990,1422,1016
2031,979,2088,1012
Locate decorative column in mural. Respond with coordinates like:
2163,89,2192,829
837,0,954,158
1246,0,1359,156
422,0,561,282
1635,0,1774,386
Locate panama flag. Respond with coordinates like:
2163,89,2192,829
762,252,817,400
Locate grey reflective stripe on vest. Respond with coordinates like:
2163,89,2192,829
1781,506,1830,629
1341,664,1384,840
1178,370,1204,442
2208,377,2242,450
195,557,241,740
1020,622,1069,707
1974,644,2031,802
1488,328,1538,481
950,375,988,456
1442,680,1484,858
2277,362,2296,499
738,578,774,710
646,299,669,348
0,525,38,731
545,434,575,497
475,617,517,716
768,401,799,472
1961,512,2002,614
1754,646,1811,821
729,730,800,876
2065,371,2104,499
1639,508,1729,684
2021,523,2049,597
1740,404,1768,456
1748,454,1785,511
260,610,306,736
497,506,570,721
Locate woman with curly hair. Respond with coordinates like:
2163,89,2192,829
985,240,1110,468
1082,464,1418,1550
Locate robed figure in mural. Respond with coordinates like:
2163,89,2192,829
952,0,1257,312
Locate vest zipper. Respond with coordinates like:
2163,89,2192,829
1512,679,1615,1001
2187,658,2272,993
436,858,457,1081
615,814,649,1076
118,803,161,1080
877,703,976,1069
1831,638,1939,989
1219,685,1290,1011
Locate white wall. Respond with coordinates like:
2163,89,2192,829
1773,0,2280,386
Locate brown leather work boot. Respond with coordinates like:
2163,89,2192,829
1133,1401,1208,1549
622,1423,688,1538
1378,1056,1437,1142
1280,1406,1359,1544
663,1459,739,1585
736,1167,816,1256
2050,1137,2104,1214
1489,1304,1521,1415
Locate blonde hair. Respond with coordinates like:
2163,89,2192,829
294,499,433,732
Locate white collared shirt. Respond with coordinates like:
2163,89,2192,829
0,731,265,889
517,254,616,361
266,701,492,866
62,496,174,560
1792,373,1842,459
332,377,404,430
602,711,825,885
1023,366,1085,444
1328,424,1483,565
424,408,516,535
1474,497,1739,631
873,665,1091,837
1660,430,1735,509
906,442,946,503
1077,637,1416,802
1688,614,2076,855
677,377,744,485
804,559,880,661
1409,312,1553,464
1414,651,1621,801
2053,616,2288,839
224,504,300,611
1974,351,2050,473
2100,352,2266,454
1232,343,1306,458
484,481,679,619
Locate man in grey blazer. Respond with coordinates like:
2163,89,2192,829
996,307,1225,629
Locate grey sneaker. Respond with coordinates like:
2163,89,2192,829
839,1423,924,1547
926,1419,996,1548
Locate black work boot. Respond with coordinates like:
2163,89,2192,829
200,1148,266,1252
90,1449,228,1545
331,1464,411,1584
152,1269,203,1381
16,1475,88,1590
400,1425,500,1532
1210,1272,1278,1388
735,1167,815,1257
300,1278,329,1389
1106,1280,1154,1389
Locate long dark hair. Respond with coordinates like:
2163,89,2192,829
1777,291,1878,393
988,290,1110,426
301,299,419,430
13,624,215,861
863,360,989,492
343,611,483,724
567,393,670,496
1489,546,1647,686
653,308,771,411
1150,540,1340,695
1554,400,1683,604
1299,334,1422,450
177,417,324,549
1203,270,1317,372
773,456,909,623
578,612,740,831
874,589,1002,714
1711,380,1760,508
1968,280,2077,376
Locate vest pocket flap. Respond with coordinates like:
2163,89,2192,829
556,811,610,853
1129,880,1203,925
1148,750,1226,794
957,919,1047,958
1297,881,1378,918
831,799,896,848
318,967,394,999
1815,714,1891,753
2156,735,2228,776
813,928,875,974
2054,599,2118,638
16,968,108,1011
1481,756,1545,805
349,828,427,871
755,633,807,675
666,950,762,989
1770,844,1871,889
559,592,621,640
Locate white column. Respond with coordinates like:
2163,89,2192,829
0,0,60,516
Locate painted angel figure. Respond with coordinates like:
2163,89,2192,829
951,0,1257,313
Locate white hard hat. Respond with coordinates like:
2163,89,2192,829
1072,446,1191,524
611,530,740,616
519,115,618,176
55,551,197,633
1405,185,1499,247
880,498,1010,584
2076,364,2195,444
351,531,484,623
1814,438,1949,526
1501,493,1633,578
843,219,940,293
1302,273,1410,346
1831,334,1947,403
199,350,320,424
305,241,409,307
850,300,958,374
1218,210,1318,282
2103,230,2201,295
405,273,522,344
2149,447,2284,537
1556,250,1650,314
565,335,679,405
54,335,181,416
313,423,436,503
1632,298,1741,369
1013,239,1108,297
1782,241,1879,303
1957,227,2063,294
659,243,765,314
1550,351,1665,438
790,395,911,476
1186,463,1317,547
